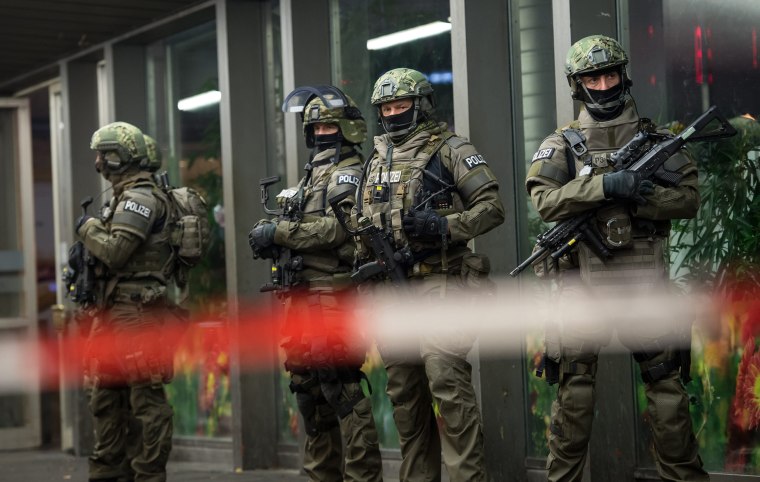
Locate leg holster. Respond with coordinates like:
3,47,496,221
633,351,681,384
320,366,369,419
291,372,338,436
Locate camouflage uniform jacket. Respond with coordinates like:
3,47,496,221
359,122,505,269
526,101,699,234
273,146,363,286
77,171,173,306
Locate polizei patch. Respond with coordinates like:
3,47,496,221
337,174,359,186
124,200,151,218
369,171,402,184
531,148,555,162
463,154,487,170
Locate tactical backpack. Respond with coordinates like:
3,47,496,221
164,186,210,285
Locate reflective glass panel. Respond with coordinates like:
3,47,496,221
148,22,232,438
509,0,558,458
628,0,760,473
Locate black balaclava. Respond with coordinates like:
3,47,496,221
578,68,629,121
379,98,422,143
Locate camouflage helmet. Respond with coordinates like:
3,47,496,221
302,93,367,146
371,68,435,141
143,134,163,172
90,121,148,172
371,68,434,112
564,35,631,98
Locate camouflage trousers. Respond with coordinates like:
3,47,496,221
546,271,708,482
87,301,175,482
377,273,487,482
282,289,383,482
89,385,173,482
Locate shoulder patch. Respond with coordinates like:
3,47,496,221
463,154,487,170
123,200,152,219
336,173,360,186
531,147,555,162
445,135,469,149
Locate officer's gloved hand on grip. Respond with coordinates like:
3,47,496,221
248,221,277,259
602,170,654,206
75,214,93,233
402,209,448,239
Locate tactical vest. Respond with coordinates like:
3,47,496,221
102,177,174,302
560,118,668,292
286,151,362,283
360,131,463,257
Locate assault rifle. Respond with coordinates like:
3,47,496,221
510,105,737,277
256,175,305,292
328,190,412,288
63,197,98,307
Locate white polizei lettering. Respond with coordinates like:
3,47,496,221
372,170,402,184
532,148,555,162
464,154,487,169
337,174,359,186
124,200,151,218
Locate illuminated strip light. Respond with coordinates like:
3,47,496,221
367,21,452,50
177,90,222,111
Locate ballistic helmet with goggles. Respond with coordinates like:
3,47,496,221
282,85,366,149
371,68,435,141
90,122,148,173
565,35,632,119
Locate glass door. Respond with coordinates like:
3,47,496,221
0,97,41,449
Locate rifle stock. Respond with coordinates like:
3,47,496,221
257,175,305,292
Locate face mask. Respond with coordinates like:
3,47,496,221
314,132,341,150
380,105,418,141
584,82,626,121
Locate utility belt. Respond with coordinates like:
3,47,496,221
405,243,469,278
291,268,354,291
110,280,168,305
301,274,354,292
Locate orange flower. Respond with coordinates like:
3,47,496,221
732,339,760,430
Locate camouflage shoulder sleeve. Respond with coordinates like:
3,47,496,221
442,137,499,204
111,186,160,240
525,134,571,193
440,138,505,242
326,157,362,209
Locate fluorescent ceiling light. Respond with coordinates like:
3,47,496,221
177,90,221,111
367,21,452,50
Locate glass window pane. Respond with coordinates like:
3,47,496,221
0,109,22,318
149,22,232,439
629,0,760,474
509,0,557,458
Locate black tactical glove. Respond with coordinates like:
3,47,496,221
75,214,93,233
402,209,448,239
248,221,277,259
602,170,655,206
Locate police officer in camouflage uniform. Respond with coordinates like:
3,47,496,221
78,122,176,482
249,86,383,482
525,35,709,481
357,68,505,482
